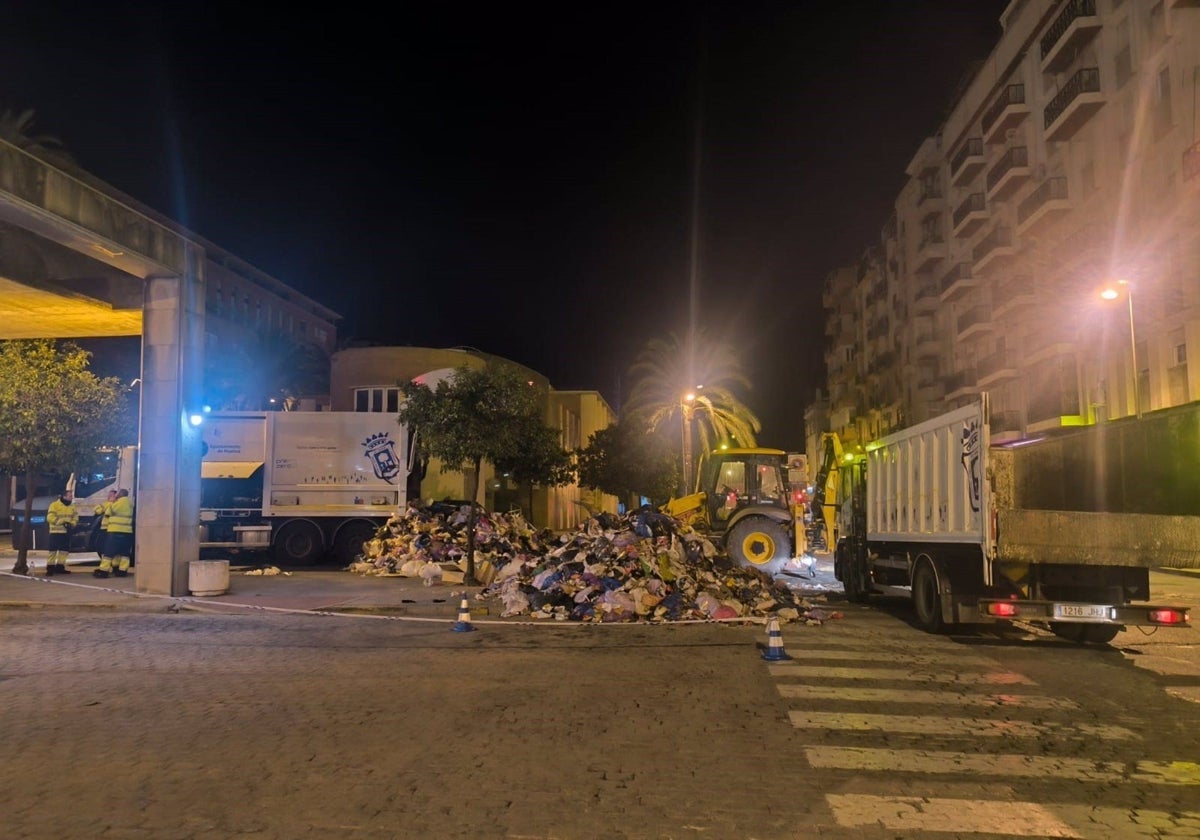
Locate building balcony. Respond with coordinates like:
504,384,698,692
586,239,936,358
866,315,890,341
991,278,1037,318
1169,0,1200,7
972,226,1015,275
988,408,1023,443
916,376,945,403
982,84,1029,145
952,192,989,237
1027,385,1084,433
869,350,896,372
950,137,985,186
985,146,1030,200
1016,177,1071,234
917,184,944,215
1184,140,1200,183
913,282,940,314
977,350,1019,386
915,231,946,272
1044,68,1104,142
913,329,942,360
956,306,993,341
1040,0,1101,75
944,369,980,401
1021,337,1075,368
939,262,976,302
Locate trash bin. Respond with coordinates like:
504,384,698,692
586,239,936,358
188,559,229,596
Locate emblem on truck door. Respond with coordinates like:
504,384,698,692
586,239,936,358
362,433,400,483
961,420,981,512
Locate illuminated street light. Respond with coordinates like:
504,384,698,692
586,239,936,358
1099,279,1140,419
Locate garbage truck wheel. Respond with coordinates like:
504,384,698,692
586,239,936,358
274,520,324,566
334,521,377,566
912,559,945,634
727,517,789,577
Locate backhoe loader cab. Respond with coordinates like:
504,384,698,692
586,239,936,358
663,448,804,577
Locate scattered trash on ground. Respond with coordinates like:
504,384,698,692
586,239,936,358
349,504,839,624
243,566,290,577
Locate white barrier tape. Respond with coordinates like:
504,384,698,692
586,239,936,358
0,570,771,627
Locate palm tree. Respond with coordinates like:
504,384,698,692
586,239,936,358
0,107,77,168
204,332,330,411
625,328,761,494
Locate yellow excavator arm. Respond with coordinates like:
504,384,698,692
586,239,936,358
811,432,846,549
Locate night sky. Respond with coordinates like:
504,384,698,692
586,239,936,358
3,2,1008,451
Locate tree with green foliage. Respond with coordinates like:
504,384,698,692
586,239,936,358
205,333,330,411
0,340,131,575
575,413,678,507
493,423,575,521
625,328,762,493
398,362,560,584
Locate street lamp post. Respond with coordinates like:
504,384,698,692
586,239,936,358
681,391,696,495
1100,280,1140,419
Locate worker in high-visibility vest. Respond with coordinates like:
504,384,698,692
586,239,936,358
45,489,78,575
93,489,117,545
94,488,134,578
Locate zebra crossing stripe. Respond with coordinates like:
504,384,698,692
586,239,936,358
780,647,995,666
826,794,1200,839
790,711,1136,740
805,745,1200,785
826,793,1078,837
777,684,1079,710
768,663,1035,684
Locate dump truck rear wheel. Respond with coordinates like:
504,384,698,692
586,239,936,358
275,520,324,566
838,544,869,603
912,560,945,634
727,518,790,577
334,521,377,566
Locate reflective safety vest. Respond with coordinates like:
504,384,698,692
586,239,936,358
47,497,78,534
96,500,114,530
107,496,134,534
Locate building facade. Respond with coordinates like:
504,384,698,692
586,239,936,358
329,345,617,530
816,0,1200,457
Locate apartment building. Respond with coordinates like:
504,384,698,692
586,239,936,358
816,0,1200,454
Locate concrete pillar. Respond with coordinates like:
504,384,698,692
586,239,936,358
136,249,205,596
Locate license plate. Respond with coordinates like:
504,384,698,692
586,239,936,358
1053,604,1112,621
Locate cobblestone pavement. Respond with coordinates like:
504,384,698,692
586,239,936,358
1,608,819,840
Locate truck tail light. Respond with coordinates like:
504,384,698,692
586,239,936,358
987,601,1019,618
1148,609,1189,626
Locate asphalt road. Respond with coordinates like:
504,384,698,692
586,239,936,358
2,557,1198,840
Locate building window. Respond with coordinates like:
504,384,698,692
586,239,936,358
353,387,402,413
1153,66,1172,139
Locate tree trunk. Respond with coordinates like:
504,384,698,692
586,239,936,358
13,471,34,575
464,457,480,585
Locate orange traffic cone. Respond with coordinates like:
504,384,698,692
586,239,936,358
451,596,476,633
760,617,792,661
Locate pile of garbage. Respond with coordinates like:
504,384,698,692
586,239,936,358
348,503,835,625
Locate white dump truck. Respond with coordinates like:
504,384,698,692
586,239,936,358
820,395,1192,643
200,411,412,565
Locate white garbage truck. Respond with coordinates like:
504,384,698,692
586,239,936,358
200,411,412,565
819,394,1192,643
